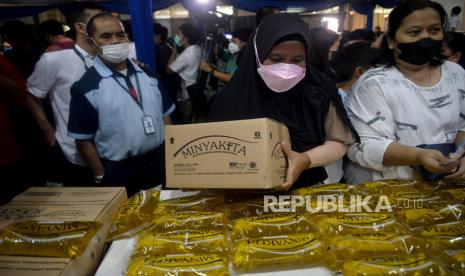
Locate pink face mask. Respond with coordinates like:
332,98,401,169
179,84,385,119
254,40,306,93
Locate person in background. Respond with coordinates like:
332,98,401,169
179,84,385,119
448,6,462,31
26,2,103,186
199,28,253,84
255,6,281,27
40,20,75,52
348,29,376,43
209,13,359,190
308,27,340,80
374,26,383,38
68,14,175,196
154,23,181,123
346,0,465,183
442,32,465,69
327,41,378,184
0,55,28,204
167,23,201,123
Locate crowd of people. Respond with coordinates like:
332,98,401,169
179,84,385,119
1,0,465,204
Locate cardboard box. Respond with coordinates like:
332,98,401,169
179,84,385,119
0,187,127,276
165,118,291,189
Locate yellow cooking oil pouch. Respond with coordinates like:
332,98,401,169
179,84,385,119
438,250,465,275
151,211,227,231
107,188,160,241
0,221,101,258
231,212,317,241
134,229,228,257
126,254,229,276
328,232,426,260
396,204,465,228
233,233,326,273
312,213,400,236
292,183,363,197
342,254,447,276
388,191,454,210
414,220,465,251
155,194,224,213
360,179,427,195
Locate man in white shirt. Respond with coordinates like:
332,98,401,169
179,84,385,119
167,23,201,122
26,2,103,185
449,6,462,31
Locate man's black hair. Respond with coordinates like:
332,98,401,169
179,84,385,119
179,23,200,45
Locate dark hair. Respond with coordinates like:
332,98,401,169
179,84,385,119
451,6,462,15
256,6,280,27
308,27,339,75
376,0,447,67
444,32,465,68
40,20,64,36
179,23,200,45
154,23,168,42
86,13,120,38
64,2,103,30
332,41,378,83
232,28,253,43
348,29,376,43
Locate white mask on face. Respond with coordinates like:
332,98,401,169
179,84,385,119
99,42,130,64
228,42,240,54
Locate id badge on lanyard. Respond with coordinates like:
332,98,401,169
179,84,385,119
142,115,156,135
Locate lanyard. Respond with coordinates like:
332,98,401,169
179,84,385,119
73,47,90,69
112,72,144,111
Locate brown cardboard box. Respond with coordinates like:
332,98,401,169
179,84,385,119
0,187,127,276
165,118,291,189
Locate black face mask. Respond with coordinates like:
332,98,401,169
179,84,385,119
397,38,442,65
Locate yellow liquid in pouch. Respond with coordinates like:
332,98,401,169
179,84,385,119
313,213,399,236
329,232,426,260
233,233,326,273
107,188,160,241
396,204,465,228
127,254,229,276
342,254,447,276
0,221,101,258
231,212,316,240
134,229,228,257
388,191,454,210
360,179,424,195
292,183,361,197
151,211,227,231
438,250,465,275
155,194,224,213
415,220,465,251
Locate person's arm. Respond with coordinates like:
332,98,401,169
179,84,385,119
26,94,56,146
76,139,104,178
0,75,21,103
199,61,233,83
445,131,465,179
166,47,178,74
164,116,172,125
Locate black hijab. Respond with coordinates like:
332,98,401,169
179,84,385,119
209,13,358,187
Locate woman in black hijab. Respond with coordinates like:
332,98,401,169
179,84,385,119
209,13,358,190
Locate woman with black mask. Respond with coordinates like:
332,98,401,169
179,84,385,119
346,0,465,184
209,13,358,190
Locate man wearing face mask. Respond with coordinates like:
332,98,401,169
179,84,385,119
199,28,253,84
68,14,175,195
26,2,103,186
346,0,465,183
167,23,201,122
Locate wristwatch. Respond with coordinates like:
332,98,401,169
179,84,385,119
94,175,104,184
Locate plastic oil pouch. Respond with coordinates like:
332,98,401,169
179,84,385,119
226,198,266,221
155,194,224,213
127,254,229,276
300,194,382,215
0,221,101,258
151,211,227,231
438,250,465,275
107,188,160,241
328,232,426,260
414,220,465,251
233,233,326,273
359,179,425,196
134,229,228,257
231,212,317,241
292,183,363,197
342,254,447,276
388,191,454,210
396,204,465,228
312,213,400,236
